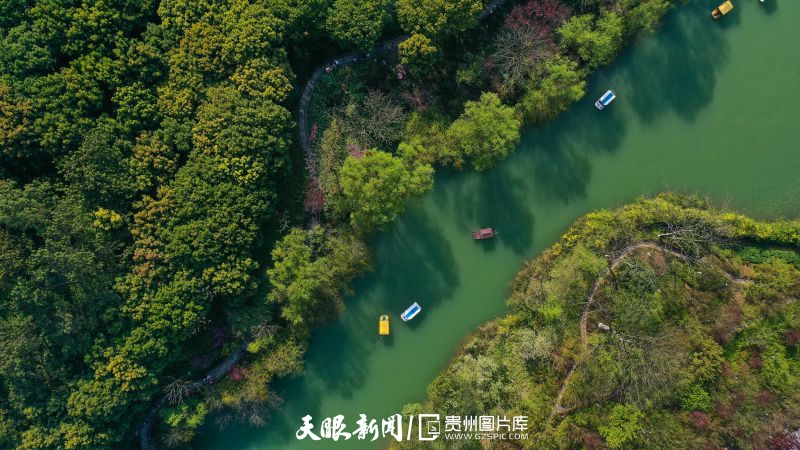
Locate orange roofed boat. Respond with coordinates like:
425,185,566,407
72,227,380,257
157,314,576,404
712,1,734,19
472,228,496,240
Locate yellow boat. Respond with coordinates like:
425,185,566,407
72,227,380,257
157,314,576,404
379,315,390,335
712,1,734,19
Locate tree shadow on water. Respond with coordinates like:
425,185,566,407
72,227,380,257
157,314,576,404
201,203,460,449
373,205,460,310
434,164,537,256
525,97,628,205
617,1,733,124
761,0,778,15
471,169,536,256
300,205,459,396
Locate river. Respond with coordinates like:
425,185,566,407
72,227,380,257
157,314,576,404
199,1,800,448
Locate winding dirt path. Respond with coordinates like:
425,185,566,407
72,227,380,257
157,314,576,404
548,242,749,420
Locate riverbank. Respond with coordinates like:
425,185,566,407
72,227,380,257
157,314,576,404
398,194,800,449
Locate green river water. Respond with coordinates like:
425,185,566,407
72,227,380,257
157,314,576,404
200,1,800,448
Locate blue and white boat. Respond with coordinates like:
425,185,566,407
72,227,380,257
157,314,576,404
595,90,616,110
401,302,421,322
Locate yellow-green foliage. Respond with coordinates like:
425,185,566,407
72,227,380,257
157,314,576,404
407,194,800,450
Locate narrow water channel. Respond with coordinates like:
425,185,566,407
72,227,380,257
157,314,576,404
200,1,800,448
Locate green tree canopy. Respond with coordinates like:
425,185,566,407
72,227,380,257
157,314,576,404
339,150,433,233
267,226,369,332
599,403,645,449
517,55,586,124
558,10,623,69
446,92,521,171
398,33,440,76
395,0,483,37
326,0,390,51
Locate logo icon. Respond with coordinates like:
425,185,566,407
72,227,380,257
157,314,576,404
418,414,441,441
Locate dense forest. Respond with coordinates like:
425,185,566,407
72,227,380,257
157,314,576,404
1,0,681,448
399,194,800,449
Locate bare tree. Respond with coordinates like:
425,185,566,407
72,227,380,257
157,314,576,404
571,0,612,13
657,216,725,258
600,329,683,407
251,322,280,341
214,413,233,431
337,90,406,150
492,24,554,92
162,427,193,448
163,377,201,405
232,390,283,427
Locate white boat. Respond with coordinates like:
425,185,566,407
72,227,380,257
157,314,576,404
401,302,421,322
595,90,616,110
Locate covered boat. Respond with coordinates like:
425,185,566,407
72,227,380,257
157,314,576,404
595,90,616,110
379,315,390,335
712,1,734,19
472,228,495,240
401,302,421,322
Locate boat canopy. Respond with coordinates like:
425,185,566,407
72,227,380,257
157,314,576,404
719,1,734,14
595,90,616,110
379,315,390,335
401,302,421,322
472,228,495,240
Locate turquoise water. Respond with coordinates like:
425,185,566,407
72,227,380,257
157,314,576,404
199,1,800,448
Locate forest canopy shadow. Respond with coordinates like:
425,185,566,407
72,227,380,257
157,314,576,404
434,164,536,256
302,209,458,400
523,96,627,205
617,1,732,124
471,169,535,255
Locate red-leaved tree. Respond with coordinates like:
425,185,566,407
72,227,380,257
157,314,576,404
505,0,571,31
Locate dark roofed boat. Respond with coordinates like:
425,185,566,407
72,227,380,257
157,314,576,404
472,228,496,240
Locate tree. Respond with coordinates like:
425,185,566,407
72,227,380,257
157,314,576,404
0,82,33,161
517,55,586,124
128,131,178,194
621,0,670,34
112,81,161,136
0,0,307,446
336,90,406,150
339,150,433,233
598,404,644,449
491,25,555,95
267,226,369,331
159,398,208,447
515,327,555,365
157,0,217,34
0,181,124,448
398,111,456,167
679,384,712,411
326,0,390,51
398,33,440,76
395,0,482,37
58,124,136,209
558,11,623,69
505,0,572,31
446,92,521,171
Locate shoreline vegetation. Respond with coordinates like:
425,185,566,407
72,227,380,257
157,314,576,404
1,0,698,448
398,194,800,449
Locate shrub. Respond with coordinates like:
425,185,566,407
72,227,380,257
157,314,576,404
598,404,644,449
557,11,623,70
688,411,709,430
679,384,712,412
